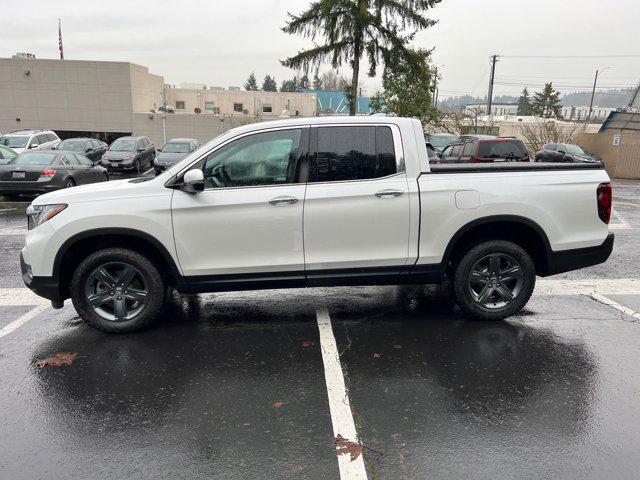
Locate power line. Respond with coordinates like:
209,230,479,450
501,54,640,59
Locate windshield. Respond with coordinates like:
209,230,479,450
9,152,57,165
0,136,29,148
428,134,457,148
564,144,589,155
161,143,190,153
56,140,86,151
109,139,137,151
477,140,528,159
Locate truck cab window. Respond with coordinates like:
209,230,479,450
202,129,303,189
310,126,398,182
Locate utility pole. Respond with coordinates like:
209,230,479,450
587,66,610,123
587,69,599,123
486,55,498,115
626,80,640,110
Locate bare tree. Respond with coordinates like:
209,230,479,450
519,119,580,153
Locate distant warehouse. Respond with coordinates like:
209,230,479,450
0,57,316,146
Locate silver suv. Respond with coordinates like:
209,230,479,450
0,129,60,154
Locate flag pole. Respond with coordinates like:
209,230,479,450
58,18,64,60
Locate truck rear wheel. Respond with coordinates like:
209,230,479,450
452,240,535,320
70,247,166,333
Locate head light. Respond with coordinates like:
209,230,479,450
26,204,67,230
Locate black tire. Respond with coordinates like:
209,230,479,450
70,248,166,333
64,178,75,188
452,240,535,321
135,160,141,174
103,173,109,182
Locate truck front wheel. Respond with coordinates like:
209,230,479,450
452,240,535,320
70,247,167,333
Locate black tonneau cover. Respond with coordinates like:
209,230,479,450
428,162,605,174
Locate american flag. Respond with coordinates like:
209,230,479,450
58,18,64,60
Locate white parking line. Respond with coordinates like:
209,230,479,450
0,305,48,339
535,278,640,296
0,288,49,306
0,208,17,213
316,308,368,480
609,208,632,230
588,293,640,321
0,226,27,235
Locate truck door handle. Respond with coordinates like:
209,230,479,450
375,189,403,198
268,196,299,205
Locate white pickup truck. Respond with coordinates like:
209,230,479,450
21,117,614,332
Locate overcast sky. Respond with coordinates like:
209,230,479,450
3,0,640,99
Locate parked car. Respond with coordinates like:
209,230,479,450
20,117,613,332
0,145,18,165
0,129,60,154
154,138,201,175
424,132,457,154
535,143,603,164
440,138,530,163
101,136,155,174
55,138,108,163
0,150,108,198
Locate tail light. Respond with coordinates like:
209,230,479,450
40,169,56,178
470,156,478,163
596,182,612,224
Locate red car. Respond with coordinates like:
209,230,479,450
440,137,530,163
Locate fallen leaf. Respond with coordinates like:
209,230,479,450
302,340,311,348
290,465,303,473
272,401,286,408
332,434,364,461
35,352,77,368
373,353,381,359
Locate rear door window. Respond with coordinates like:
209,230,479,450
74,153,93,166
477,140,528,160
309,126,398,182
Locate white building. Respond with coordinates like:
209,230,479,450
465,103,520,116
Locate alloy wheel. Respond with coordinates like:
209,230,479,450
84,262,149,322
467,253,524,309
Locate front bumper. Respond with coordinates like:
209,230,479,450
545,233,614,276
103,160,135,171
21,253,63,305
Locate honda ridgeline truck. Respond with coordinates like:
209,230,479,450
21,117,614,332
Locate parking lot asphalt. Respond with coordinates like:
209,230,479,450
1,178,640,479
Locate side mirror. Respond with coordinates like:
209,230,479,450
183,169,204,193
29,143,38,149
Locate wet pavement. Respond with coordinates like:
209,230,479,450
1,179,640,479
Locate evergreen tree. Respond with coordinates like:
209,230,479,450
244,72,259,91
299,74,310,90
282,0,441,115
312,72,323,90
517,87,533,116
532,83,562,118
280,76,299,92
262,75,278,92
370,48,438,122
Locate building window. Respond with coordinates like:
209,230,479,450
204,101,215,111
262,104,273,113
175,101,185,110
234,103,243,113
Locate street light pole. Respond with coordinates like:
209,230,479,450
587,66,610,123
